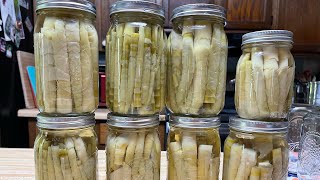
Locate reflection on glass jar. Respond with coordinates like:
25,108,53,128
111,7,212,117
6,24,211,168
223,117,289,180
105,115,161,180
34,0,99,115
167,4,228,117
105,1,166,116
167,116,221,180
298,111,320,180
34,114,97,180
235,30,295,120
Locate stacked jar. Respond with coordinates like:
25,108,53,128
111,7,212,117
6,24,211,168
104,1,166,179
166,3,228,180
34,0,99,179
223,30,295,180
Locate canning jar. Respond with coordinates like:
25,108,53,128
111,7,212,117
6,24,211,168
34,114,97,180
106,115,161,180
167,4,228,117
235,30,295,120
167,116,221,180
223,117,289,180
105,1,166,116
287,104,316,175
34,0,99,115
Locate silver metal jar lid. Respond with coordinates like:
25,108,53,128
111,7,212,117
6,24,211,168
171,4,226,22
36,0,96,16
229,117,288,133
109,1,165,18
107,114,159,128
170,115,221,128
242,30,293,46
37,113,95,130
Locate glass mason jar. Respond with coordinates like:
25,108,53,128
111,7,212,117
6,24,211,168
297,111,320,180
235,30,295,120
34,114,98,180
167,116,221,180
223,117,289,180
106,115,161,180
105,1,167,116
167,4,227,117
34,0,99,115
287,104,316,175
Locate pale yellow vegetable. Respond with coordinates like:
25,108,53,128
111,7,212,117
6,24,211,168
124,133,138,165
189,21,212,114
272,148,283,180
114,133,130,166
132,26,145,108
249,166,260,180
259,161,273,180
244,60,260,118
198,145,213,180
52,19,72,113
47,146,55,180
169,142,184,180
80,22,95,113
235,148,257,180
51,145,64,179
182,132,198,179
252,47,269,118
125,33,139,112
263,46,279,117
66,20,83,113
237,53,250,118
223,136,237,180
227,143,243,180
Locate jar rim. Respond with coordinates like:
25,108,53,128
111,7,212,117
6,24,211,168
36,0,96,16
170,3,226,22
107,114,159,128
242,30,293,46
170,115,221,128
229,116,288,133
37,113,95,130
109,1,165,19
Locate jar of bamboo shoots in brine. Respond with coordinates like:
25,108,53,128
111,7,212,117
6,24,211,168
34,114,97,180
106,115,161,180
167,115,221,180
34,0,99,116
167,4,228,117
235,30,295,120
105,1,167,116
223,117,289,180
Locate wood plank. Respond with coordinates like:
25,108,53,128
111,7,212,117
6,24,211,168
17,51,36,108
273,0,320,53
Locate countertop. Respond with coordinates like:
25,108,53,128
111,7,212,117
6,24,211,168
0,148,167,180
0,148,296,180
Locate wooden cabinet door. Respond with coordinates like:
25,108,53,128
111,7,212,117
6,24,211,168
225,0,272,29
93,0,118,52
273,0,320,53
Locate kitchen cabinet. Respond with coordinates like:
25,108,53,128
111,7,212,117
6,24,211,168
161,0,272,29
272,0,320,53
224,0,272,29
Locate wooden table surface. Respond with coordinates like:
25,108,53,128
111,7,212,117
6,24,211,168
0,148,168,180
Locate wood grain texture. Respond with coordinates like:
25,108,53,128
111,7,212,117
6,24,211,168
273,0,320,53
0,148,171,180
17,51,36,108
226,0,272,29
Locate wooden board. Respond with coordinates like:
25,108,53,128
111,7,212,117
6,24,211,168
17,51,36,108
